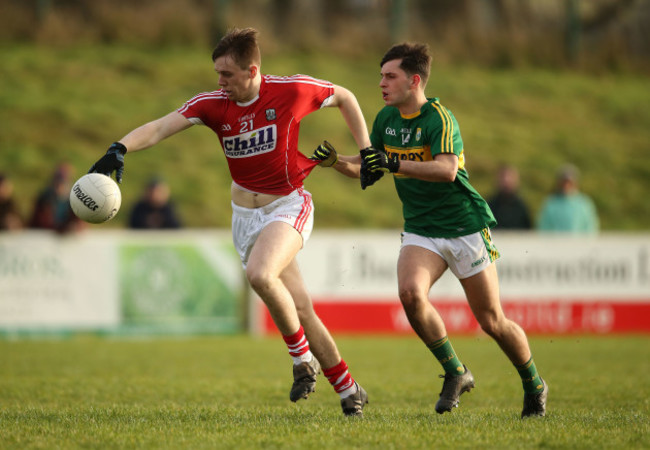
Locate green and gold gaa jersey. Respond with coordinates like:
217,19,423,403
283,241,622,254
370,97,496,238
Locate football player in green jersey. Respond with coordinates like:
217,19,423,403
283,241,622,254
317,43,547,418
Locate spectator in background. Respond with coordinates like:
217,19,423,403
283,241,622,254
538,164,599,233
0,172,23,230
29,163,84,233
487,164,532,230
129,177,182,229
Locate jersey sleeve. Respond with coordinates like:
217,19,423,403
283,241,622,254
369,113,385,150
286,75,334,121
427,101,463,157
177,91,222,125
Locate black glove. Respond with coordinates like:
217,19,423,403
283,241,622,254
89,142,127,183
359,147,384,190
363,148,400,173
309,140,338,167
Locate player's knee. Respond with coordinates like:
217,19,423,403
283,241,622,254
476,312,505,338
398,286,425,316
246,267,274,294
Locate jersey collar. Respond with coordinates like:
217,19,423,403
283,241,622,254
400,97,439,119
400,110,421,120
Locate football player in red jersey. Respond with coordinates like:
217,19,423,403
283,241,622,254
89,27,369,416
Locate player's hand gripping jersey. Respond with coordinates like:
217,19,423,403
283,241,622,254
370,97,496,238
178,75,333,195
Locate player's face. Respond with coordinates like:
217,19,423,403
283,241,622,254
379,59,414,108
214,55,257,103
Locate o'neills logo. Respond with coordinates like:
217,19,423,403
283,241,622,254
73,184,99,211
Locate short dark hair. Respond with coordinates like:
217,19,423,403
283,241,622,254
211,27,261,69
380,43,431,86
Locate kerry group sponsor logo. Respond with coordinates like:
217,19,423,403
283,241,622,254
223,124,277,158
72,184,99,211
385,147,433,163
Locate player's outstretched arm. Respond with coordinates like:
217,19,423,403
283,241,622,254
328,85,371,151
363,149,458,183
311,144,384,189
309,140,386,188
325,85,380,185
118,111,193,153
333,154,362,178
313,144,384,189
309,140,361,178
89,112,192,183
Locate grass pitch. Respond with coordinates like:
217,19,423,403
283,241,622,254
1,335,648,449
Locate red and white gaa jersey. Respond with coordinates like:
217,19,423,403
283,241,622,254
177,74,334,195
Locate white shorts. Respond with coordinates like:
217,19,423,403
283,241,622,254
401,228,500,279
231,188,314,268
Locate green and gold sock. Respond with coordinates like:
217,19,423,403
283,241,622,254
427,336,465,376
516,357,544,394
